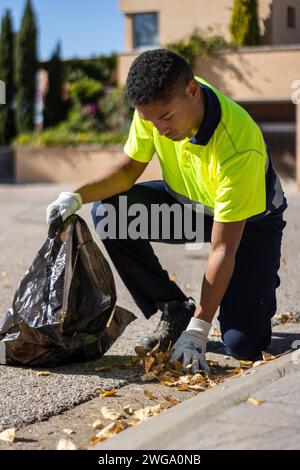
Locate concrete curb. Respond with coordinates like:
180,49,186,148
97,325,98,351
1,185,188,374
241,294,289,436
93,351,298,450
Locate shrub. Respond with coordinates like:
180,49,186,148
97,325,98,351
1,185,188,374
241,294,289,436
99,87,133,132
230,0,260,46
167,29,229,65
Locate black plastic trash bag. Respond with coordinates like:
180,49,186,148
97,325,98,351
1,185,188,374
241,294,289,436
0,215,136,367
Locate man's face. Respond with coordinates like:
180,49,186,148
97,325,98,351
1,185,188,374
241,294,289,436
136,80,203,141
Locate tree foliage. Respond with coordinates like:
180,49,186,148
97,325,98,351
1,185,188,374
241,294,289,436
230,0,260,46
15,0,37,133
0,10,15,144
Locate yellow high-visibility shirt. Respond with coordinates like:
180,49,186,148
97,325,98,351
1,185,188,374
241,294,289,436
124,76,286,222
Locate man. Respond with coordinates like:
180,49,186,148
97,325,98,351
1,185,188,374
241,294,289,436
47,49,287,373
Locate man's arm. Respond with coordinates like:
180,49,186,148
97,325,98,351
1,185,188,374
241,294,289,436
171,219,246,372
74,154,149,204
194,219,246,322
46,154,148,223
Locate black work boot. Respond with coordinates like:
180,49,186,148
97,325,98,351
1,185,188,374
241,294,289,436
139,298,196,352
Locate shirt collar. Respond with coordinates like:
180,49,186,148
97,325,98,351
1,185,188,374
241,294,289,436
189,82,221,146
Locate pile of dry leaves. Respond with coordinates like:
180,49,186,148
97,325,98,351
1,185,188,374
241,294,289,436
90,343,219,446
89,344,279,447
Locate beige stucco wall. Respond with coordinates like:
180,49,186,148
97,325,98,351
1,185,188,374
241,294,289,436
120,0,232,49
15,147,162,183
194,45,300,101
118,45,300,101
119,0,298,50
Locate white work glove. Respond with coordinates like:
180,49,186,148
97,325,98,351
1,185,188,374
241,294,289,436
46,191,82,224
171,317,211,373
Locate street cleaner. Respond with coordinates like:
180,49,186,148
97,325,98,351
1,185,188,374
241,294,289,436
47,49,287,374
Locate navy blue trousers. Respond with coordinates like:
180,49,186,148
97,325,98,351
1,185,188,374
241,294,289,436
91,180,287,361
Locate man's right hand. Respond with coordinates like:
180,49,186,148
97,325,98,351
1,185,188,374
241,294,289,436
170,317,211,374
46,192,83,224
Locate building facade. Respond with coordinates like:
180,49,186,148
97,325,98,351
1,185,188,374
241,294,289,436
118,0,300,185
120,0,300,51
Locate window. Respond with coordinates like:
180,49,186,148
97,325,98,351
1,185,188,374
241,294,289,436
287,6,296,29
132,12,158,49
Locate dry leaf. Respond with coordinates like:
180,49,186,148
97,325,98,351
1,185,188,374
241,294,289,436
99,388,116,398
144,355,156,373
126,418,141,427
169,273,176,281
172,360,185,370
134,404,164,422
141,373,156,382
227,368,242,376
101,406,122,421
177,385,189,391
253,360,266,367
275,312,297,323
123,405,133,415
160,371,175,380
167,368,184,377
151,364,165,376
185,360,198,370
188,384,205,391
144,389,156,400
247,397,264,406
149,404,165,415
0,428,15,444
178,375,191,384
158,351,172,363
134,346,147,358
162,396,181,405
63,429,75,436
239,360,254,369
206,378,218,388
161,380,176,387
91,421,125,445
190,373,206,385
36,370,51,377
92,419,104,430
134,407,151,422
262,352,277,362
57,438,77,450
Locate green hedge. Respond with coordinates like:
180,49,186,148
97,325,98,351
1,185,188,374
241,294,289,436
14,127,127,147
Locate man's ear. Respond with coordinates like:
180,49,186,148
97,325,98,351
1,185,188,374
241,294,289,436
185,79,201,101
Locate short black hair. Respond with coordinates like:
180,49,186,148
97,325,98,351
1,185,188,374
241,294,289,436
126,48,194,107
